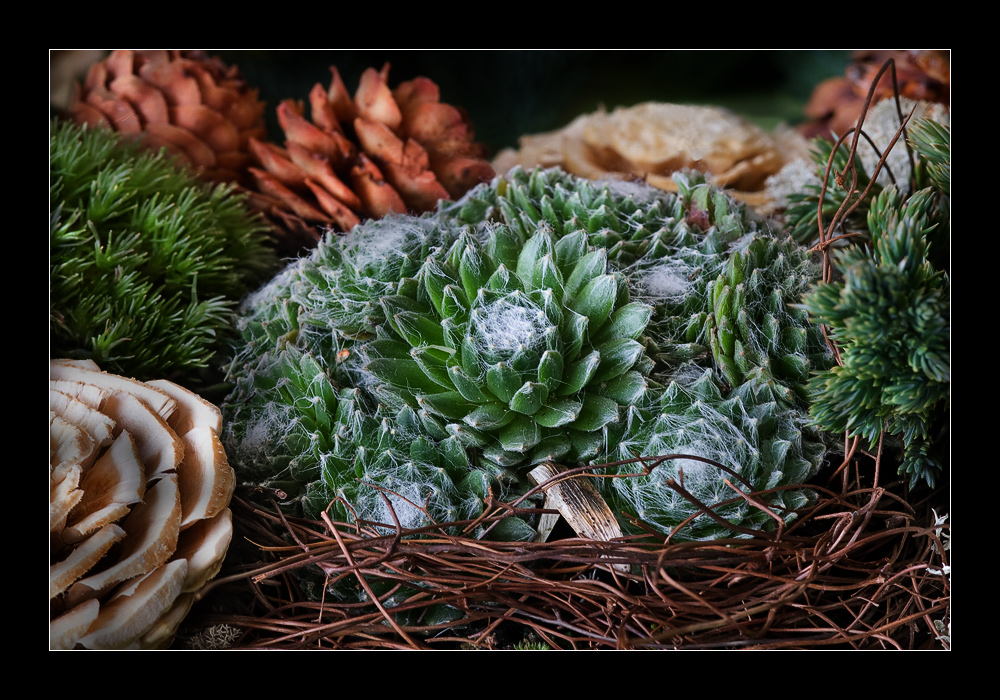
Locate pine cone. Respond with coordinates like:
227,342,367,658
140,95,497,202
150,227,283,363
246,63,495,251
49,360,235,649
800,50,950,139
68,50,267,184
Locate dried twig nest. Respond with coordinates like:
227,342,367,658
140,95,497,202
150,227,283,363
492,102,810,212
194,457,949,650
49,359,235,649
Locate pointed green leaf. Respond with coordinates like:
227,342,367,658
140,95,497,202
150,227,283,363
553,230,587,275
447,421,489,447
591,338,644,383
463,402,516,430
537,350,564,393
486,263,523,294
460,243,493,302
534,397,583,427
441,284,470,320
567,428,605,461
529,434,572,463
421,260,459,317
385,308,444,349
563,249,607,305
558,350,600,396
598,370,648,406
509,381,549,415
461,334,482,377
498,413,541,453
486,362,521,403
560,310,588,365
569,393,619,432
569,274,617,333
591,301,653,344
532,253,564,300
440,435,470,472
366,357,445,394
416,390,473,420
516,230,554,288
417,408,449,440
448,363,491,402
410,345,456,389
486,223,523,271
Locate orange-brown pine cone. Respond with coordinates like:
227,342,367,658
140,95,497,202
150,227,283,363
68,50,267,185
800,50,950,140
247,63,495,251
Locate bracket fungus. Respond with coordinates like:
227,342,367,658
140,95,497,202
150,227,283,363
49,359,235,649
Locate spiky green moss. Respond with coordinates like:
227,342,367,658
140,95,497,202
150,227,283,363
50,121,276,388
223,166,831,544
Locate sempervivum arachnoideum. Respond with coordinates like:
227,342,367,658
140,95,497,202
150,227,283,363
687,234,830,407
600,366,825,541
362,222,657,470
224,166,831,543
222,216,512,533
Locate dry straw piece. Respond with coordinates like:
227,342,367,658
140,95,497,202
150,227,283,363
49,359,235,649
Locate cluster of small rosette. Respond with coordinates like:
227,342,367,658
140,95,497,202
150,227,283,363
223,166,832,543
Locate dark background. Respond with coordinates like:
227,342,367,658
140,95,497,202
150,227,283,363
212,50,852,159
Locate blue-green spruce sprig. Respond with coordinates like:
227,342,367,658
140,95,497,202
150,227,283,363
799,118,950,488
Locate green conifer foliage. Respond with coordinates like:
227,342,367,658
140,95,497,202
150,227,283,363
799,118,950,488
50,121,276,387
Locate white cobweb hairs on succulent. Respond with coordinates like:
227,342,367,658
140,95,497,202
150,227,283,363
238,256,307,316
327,424,483,533
335,213,438,274
603,369,768,539
597,176,672,209
628,255,702,306
467,290,552,370
227,389,321,486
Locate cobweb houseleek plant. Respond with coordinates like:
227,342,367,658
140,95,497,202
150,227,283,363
223,166,831,545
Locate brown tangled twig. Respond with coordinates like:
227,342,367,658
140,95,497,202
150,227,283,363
180,451,949,650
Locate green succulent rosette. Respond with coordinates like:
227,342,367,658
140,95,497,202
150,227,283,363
601,366,825,542
361,222,657,471
223,165,834,547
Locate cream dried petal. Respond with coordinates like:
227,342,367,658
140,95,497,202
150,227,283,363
49,411,97,480
177,425,235,528
50,461,84,535
49,360,177,423
65,474,182,607
146,378,223,437
50,523,126,598
63,432,146,543
49,388,115,453
175,508,233,592
78,559,189,650
50,599,101,650
102,391,184,480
